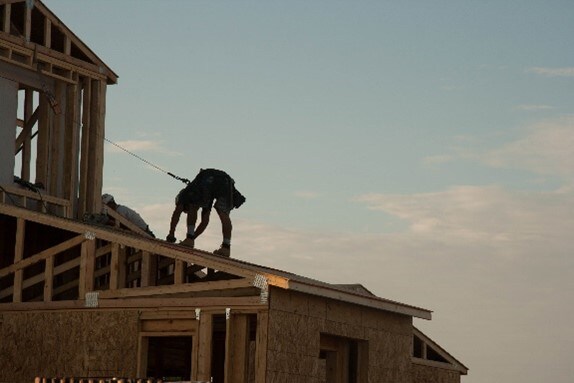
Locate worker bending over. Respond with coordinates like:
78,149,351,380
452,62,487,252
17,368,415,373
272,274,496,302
102,194,154,237
166,168,245,257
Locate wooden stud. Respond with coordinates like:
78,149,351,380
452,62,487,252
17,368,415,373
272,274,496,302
174,259,185,284
224,313,250,383
254,311,268,383
196,312,213,381
86,79,105,213
49,81,66,196
78,77,91,217
44,255,54,302
140,251,156,287
109,243,126,290
2,4,11,34
44,17,51,48
64,35,71,56
24,1,31,42
79,238,96,297
63,82,79,208
12,218,25,303
35,92,51,190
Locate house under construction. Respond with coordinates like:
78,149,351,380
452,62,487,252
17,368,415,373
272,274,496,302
0,1,468,382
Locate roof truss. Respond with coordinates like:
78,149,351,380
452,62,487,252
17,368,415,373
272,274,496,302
413,326,469,374
0,203,270,308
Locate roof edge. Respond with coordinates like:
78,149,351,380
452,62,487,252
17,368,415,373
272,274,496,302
288,280,432,320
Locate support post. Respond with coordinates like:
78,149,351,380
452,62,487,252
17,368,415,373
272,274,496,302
79,238,95,297
254,311,268,383
224,313,250,383
12,218,25,303
196,312,213,381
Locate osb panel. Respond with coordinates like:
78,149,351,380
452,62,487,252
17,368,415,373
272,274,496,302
324,319,365,340
361,305,412,335
268,310,313,355
269,287,309,316
268,288,414,381
0,310,139,382
266,371,320,383
325,299,363,328
412,364,461,383
267,350,320,377
307,294,327,319
365,328,412,371
368,367,412,383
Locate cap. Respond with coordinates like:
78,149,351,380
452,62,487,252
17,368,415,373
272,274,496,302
102,194,114,205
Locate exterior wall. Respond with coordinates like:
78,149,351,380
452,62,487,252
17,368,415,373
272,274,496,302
412,363,461,383
267,287,413,383
0,310,139,382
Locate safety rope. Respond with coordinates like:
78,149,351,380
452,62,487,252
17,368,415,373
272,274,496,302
103,137,190,184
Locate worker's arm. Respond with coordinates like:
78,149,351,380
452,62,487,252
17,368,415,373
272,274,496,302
166,204,184,242
191,208,210,239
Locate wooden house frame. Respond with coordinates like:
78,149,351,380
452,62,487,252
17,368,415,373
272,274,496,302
0,1,468,382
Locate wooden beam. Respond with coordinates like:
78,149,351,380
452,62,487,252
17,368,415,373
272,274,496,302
254,311,268,383
79,238,96,296
86,79,105,213
63,82,79,206
109,243,126,290
195,312,213,381
78,77,91,217
49,81,65,196
224,313,250,383
35,93,51,189
0,233,86,278
14,106,38,153
0,296,264,311
12,218,25,303
174,259,185,284
140,251,156,287
24,1,31,42
2,4,11,33
98,278,254,299
44,255,54,301
43,17,51,48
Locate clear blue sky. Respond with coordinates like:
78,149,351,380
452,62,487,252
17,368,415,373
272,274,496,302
47,1,574,382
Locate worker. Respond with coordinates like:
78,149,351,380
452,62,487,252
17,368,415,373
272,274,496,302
166,168,245,257
102,194,155,237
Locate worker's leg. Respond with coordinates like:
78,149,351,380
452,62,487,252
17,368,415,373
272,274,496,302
213,208,232,256
181,206,199,247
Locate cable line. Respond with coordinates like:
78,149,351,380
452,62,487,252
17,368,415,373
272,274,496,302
103,137,190,184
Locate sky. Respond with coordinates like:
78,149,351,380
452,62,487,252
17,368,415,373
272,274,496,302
44,1,574,382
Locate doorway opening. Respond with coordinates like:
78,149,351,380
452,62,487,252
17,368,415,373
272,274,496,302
146,336,192,381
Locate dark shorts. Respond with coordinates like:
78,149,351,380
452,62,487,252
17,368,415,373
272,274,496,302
176,169,234,213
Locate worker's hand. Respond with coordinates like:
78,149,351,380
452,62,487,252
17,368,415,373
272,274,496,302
166,234,176,243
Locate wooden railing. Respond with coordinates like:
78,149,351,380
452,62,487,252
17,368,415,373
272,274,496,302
0,184,71,218
0,203,258,305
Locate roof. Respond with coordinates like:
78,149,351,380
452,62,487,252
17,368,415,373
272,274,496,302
0,0,117,84
413,326,469,374
0,202,432,320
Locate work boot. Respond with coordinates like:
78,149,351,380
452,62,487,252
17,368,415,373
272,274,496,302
213,246,230,257
180,238,195,248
